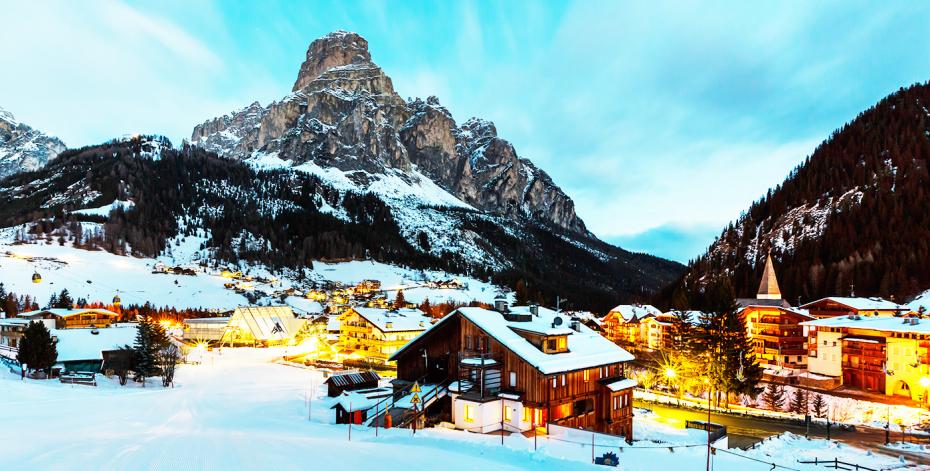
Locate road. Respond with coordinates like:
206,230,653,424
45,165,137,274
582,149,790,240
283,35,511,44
637,399,930,465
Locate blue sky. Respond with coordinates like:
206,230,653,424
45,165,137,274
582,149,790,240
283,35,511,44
3,1,930,263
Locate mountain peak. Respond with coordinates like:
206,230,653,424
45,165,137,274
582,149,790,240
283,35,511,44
292,31,372,92
0,105,66,178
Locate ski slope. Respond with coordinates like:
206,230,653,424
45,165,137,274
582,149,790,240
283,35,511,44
0,226,504,310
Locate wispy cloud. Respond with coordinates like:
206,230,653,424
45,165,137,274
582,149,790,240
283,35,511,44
3,0,929,262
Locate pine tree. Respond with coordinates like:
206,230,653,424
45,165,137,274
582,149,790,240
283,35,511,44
762,383,786,411
811,393,827,418
132,318,169,385
393,290,406,310
17,321,58,376
790,388,808,414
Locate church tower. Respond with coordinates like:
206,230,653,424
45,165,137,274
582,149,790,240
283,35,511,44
757,251,782,300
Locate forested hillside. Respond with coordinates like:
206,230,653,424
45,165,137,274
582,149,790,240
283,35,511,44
0,137,681,312
661,82,930,306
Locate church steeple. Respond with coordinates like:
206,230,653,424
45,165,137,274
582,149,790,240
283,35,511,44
757,251,782,300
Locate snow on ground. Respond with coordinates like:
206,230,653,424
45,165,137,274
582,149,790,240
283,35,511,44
0,348,915,471
71,199,135,217
908,290,930,313
311,259,504,304
0,226,504,310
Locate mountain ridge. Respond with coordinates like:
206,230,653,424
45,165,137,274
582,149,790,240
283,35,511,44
190,31,588,235
0,106,66,179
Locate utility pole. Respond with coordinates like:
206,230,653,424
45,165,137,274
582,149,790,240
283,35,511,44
706,385,712,471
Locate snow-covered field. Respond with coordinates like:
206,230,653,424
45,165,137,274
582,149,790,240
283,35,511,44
0,226,504,310
0,348,917,471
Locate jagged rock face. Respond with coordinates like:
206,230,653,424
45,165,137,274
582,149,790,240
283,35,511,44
0,107,66,179
292,31,372,92
191,31,587,234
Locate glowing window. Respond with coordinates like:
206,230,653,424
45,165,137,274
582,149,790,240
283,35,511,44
583,370,590,382
464,404,475,423
504,407,512,422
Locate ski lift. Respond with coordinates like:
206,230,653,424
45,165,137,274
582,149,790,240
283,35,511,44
31,271,42,284
112,294,121,306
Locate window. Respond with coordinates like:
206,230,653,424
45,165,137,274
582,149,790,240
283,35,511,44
583,370,590,382
477,337,483,351
465,335,472,350
523,407,531,423
823,340,827,346
504,407,512,422
546,339,557,351
552,377,557,388
561,374,566,386
796,356,802,362
509,371,517,387
464,404,475,423
557,337,567,350
612,396,619,410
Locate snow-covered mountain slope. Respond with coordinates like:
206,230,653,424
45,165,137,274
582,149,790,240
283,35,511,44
0,225,504,310
0,137,682,311
190,31,587,235
0,106,65,178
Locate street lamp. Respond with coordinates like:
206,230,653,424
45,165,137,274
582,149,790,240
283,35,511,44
665,368,676,379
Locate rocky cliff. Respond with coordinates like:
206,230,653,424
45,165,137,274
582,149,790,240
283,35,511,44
191,31,587,234
0,107,65,179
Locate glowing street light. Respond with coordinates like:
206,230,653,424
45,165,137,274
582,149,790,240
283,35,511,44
665,368,676,379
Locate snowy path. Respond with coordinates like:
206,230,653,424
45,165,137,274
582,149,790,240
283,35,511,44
0,349,920,470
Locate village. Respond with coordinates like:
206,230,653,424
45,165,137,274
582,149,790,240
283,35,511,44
3,252,930,469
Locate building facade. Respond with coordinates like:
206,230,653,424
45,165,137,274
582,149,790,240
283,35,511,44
738,254,813,369
339,307,431,365
802,315,930,400
390,305,636,439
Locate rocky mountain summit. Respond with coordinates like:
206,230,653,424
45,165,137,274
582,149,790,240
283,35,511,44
191,31,586,234
0,107,65,179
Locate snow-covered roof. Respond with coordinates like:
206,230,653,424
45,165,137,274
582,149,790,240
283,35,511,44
228,306,304,341
330,386,394,411
800,315,930,334
326,315,341,332
350,307,431,333
506,306,574,335
184,317,231,325
604,378,637,392
606,304,661,323
18,308,120,319
51,324,138,362
392,306,634,375
800,297,905,312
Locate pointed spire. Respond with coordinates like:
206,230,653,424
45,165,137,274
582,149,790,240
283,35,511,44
757,250,782,300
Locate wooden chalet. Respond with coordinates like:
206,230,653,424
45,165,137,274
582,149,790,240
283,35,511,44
17,308,120,329
601,304,661,346
390,304,636,439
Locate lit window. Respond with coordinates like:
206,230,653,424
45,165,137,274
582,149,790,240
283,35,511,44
561,374,566,386
522,407,531,422
509,371,517,386
552,377,557,388
557,337,567,349
464,405,475,423
504,407,512,421
583,370,590,382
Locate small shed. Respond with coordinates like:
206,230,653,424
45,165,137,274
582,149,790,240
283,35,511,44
324,370,380,397
330,386,393,424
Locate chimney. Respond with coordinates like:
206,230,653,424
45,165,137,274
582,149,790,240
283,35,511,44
529,305,539,316
494,298,509,313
